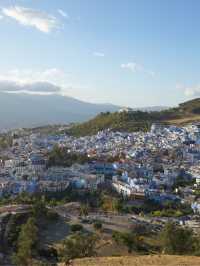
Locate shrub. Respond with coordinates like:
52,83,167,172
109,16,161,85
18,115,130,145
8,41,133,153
93,220,102,231
70,223,83,232
59,232,98,263
112,231,140,253
46,211,59,221
161,222,199,255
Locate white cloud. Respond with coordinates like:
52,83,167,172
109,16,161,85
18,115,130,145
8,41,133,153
2,6,60,33
183,85,200,97
93,52,105,57
0,68,70,88
58,9,69,19
121,62,155,77
0,80,60,95
177,83,200,98
0,15,3,19
121,62,142,72
0,68,90,97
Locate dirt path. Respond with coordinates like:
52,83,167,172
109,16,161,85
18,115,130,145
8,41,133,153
69,255,200,266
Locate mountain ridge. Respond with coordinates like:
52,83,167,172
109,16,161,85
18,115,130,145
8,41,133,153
0,92,120,131
68,98,200,136
0,91,168,131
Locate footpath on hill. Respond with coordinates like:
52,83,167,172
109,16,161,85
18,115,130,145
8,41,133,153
62,255,200,266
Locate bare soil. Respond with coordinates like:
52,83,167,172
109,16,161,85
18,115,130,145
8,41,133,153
70,255,200,266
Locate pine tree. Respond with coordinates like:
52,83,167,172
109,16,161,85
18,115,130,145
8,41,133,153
12,217,38,266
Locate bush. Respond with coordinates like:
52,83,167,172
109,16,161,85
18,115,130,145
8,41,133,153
32,200,47,219
47,145,90,167
93,220,102,231
70,224,83,232
152,209,184,218
46,211,59,221
59,232,98,263
130,223,148,236
112,231,140,253
152,210,162,217
161,222,199,255
38,247,58,260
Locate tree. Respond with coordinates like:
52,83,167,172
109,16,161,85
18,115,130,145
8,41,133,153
112,231,139,253
12,217,38,266
6,213,28,248
32,199,47,219
70,223,83,232
79,204,89,217
59,232,98,264
113,198,124,213
101,195,123,213
130,223,148,236
161,222,198,255
47,145,90,167
93,220,102,231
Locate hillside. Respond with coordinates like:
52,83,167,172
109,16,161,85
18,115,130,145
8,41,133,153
68,98,200,136
59,255,200,266
68,111,154,136
179,98,200,113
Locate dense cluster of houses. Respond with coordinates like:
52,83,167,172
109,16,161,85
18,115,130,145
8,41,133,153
1,123,200,211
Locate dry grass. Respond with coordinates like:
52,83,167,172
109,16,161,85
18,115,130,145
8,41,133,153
61,255,200,266
166,115,200,125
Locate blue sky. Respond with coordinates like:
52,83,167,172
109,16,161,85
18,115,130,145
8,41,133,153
0,0,200,107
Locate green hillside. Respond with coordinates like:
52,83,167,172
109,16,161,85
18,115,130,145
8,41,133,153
68,98,200,137
179,98,200,114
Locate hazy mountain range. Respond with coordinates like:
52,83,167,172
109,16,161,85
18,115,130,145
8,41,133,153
0,90,168,131
0,91,120,131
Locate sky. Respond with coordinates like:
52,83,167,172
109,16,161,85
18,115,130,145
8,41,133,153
0,0,200,107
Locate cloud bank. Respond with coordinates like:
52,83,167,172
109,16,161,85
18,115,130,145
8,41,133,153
0,68,68,86
0,68,72,95
0,80,60,94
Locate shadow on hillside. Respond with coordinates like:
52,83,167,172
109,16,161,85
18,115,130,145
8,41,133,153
39,217,70,246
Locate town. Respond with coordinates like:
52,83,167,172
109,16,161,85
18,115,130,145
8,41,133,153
2,1,200,265
1,121,200,216
1,121,200,264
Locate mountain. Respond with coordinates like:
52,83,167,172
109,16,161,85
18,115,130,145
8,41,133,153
0,90,170,132
0,87,193,133
68,98,200,136
0,92,120,131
